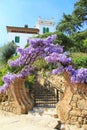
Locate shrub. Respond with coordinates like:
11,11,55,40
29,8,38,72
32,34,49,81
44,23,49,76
83,38,87,52
33,58,48,70
25,75,35,92
0,54,20,86
71,53,87,68
37,32,53,38
0,64,10,86
0,42,17,64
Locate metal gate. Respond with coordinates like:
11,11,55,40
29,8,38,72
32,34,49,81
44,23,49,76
34,80,60,107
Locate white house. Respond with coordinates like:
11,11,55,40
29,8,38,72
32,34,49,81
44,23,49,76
6,25,39,48
35,17,55,34
6,17,55,48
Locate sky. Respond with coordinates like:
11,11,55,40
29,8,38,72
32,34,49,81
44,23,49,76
0,0,77,47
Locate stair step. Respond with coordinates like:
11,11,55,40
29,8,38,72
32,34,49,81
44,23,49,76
35,102,57,104
34,96,56,98
34,95,56,97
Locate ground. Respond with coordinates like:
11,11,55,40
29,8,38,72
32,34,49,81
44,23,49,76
0,107,87,130
0,107,58,130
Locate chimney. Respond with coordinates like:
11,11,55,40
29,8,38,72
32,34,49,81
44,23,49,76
24,25,28,28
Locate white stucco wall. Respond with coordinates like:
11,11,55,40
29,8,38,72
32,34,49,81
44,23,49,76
7,32,36,48
39,25,55,34
35,18,55,34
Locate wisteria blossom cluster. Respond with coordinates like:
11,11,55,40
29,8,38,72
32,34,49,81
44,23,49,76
52,64,87,83
70,67,87,83
0,34,87,93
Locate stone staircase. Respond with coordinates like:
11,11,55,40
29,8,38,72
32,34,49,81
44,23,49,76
34,83,59,107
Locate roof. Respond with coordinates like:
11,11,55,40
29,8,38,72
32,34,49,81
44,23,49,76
6,26,39,34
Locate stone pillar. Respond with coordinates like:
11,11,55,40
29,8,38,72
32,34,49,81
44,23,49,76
56,72,87,127
0,78,33,114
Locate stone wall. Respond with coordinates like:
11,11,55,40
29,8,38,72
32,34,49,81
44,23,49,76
37,71,65,91
56,72,87,127
0,78,33,114
69,92,87,126
1,70,87,127
35,71,65,100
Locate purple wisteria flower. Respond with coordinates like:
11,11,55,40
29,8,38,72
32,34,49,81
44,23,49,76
52,66,64,75
71,68,87,83
1,35,87,94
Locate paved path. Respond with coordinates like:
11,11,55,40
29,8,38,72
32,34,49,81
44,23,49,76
0,107,86,130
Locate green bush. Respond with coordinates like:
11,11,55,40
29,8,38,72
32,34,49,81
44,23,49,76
83,38,87,52
0,64,10,86
70,30,87,52
0,42,17,64
55,32,74,51
37,32,53,38
0,71,4,86
0,54,20,86
25,75,35,92
33,58,48,70
71,53,87,68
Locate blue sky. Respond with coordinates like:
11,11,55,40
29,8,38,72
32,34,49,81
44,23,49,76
0,0,77,47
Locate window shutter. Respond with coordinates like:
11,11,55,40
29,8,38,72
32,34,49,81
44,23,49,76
15,36,20,43
47,27,49,32
43,27,45,33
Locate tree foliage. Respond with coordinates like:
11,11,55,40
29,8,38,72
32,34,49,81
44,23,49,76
56,0,87,34
0,42,17,64
69,30,87,52
71,53,87,68
56,13,82,34
73,0,87,24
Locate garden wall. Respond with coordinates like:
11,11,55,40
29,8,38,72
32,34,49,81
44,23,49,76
57,72,87,127
0,78,33,114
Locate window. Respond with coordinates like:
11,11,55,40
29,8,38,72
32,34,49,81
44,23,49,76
15,36,20,43
43,27,49,33
47,27,49,32
43,27,45,33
